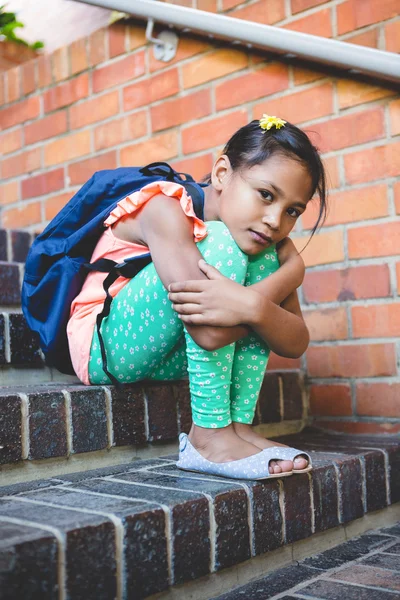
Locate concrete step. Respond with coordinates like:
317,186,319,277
0,427,398,600
0,371,305,478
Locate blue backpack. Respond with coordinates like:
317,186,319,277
21,162,206,384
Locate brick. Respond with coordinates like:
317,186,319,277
43,73,89,112
267,353,301,369
0,394,22,464
344,28,379,48
149,36,210,73
253,82,334,125
51,46,69,82
120,131,179,166
348,222,400,259
24,111,68,145
37,54,52,88
69,91,119,130
324,156,340,190
68,151,117,186
172,380,192,433
0,181,19,206
9,313,42,365
216,63,289,111
291,0,327,13
44,130,91,167
2,202,42,229
171,153,214,181
92,52,146,93
257,372,281,423
395,181,400,214
94,111,147,151
21,168,64,200
282,371,304,420
0,128,22,155
223,0,243,8
329,564,400,591
23,487,169,598
182,109,248,154
0,231,6,261
231,0,285,24
108,22,126,58
0,499,117,600
89,27,107,66
71,475,210,585
389,98,400,136
352,303,400,339
251,480,283,554
69,387,108,453
283,474,312,543
304,307,348,342
309,107,385,153
28,391,68,459
344,142,400,184
309,384,353,417
292,230,344,267
302,264,391,303
0,96,40,130
284,8,332,37
45,191,74,221
69,37,89,75
0,264,20,304
0,521,58,598
337,0,399,35
385,19,400,53
11,231,31,262
336,456,364,522
182,49,248,89
293,66,325,85
307,343,396,378
357,383,400,419
397,261,400,294
338,79,397,109
0,314,4,362
123,68,179,111
110,385,146,446
128,24,146,50
0,73,4,107
6,66,20,103
197,0,217,11
151,89,211,133
146,383,178,441
312,463,340,532
302,184,388,229
2,148,41,179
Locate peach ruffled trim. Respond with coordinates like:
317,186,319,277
104,180,207,242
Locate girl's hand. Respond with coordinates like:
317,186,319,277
168,259,259,327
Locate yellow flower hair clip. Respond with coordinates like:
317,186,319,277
259,114,287,132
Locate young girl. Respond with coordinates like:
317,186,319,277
67,116,327,480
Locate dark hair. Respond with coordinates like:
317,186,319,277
204,119,327,237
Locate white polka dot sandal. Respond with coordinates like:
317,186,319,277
176,433,295,481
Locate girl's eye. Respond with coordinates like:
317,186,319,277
259,190,273,201
287,207,301,218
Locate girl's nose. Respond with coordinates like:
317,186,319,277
262,210,281,231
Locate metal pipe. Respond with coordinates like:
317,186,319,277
75,0,400,84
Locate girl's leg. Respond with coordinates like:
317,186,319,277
230,250,308,470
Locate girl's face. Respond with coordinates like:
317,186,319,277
211,154,312,255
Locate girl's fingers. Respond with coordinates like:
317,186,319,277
168,280,207,293
168,292,201,304
172,302,202,315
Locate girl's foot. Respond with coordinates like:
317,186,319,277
232,422,309,472
188,423,293,475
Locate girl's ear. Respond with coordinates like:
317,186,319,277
211,155,231,191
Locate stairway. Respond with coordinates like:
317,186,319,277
0,227,399,600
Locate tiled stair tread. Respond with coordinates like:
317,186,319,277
0,374,304,466
0,429,398,599
211,524,400,600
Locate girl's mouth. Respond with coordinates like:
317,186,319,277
249,230,273,246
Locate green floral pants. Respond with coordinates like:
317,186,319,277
89,221,280,428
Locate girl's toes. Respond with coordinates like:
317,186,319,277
293,455,308,470
269,460,281,474
278,459,293,473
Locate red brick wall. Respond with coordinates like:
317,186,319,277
0,0,399,432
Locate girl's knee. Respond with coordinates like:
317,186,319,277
198,221,248,282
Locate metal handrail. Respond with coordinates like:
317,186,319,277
75,0,400,84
